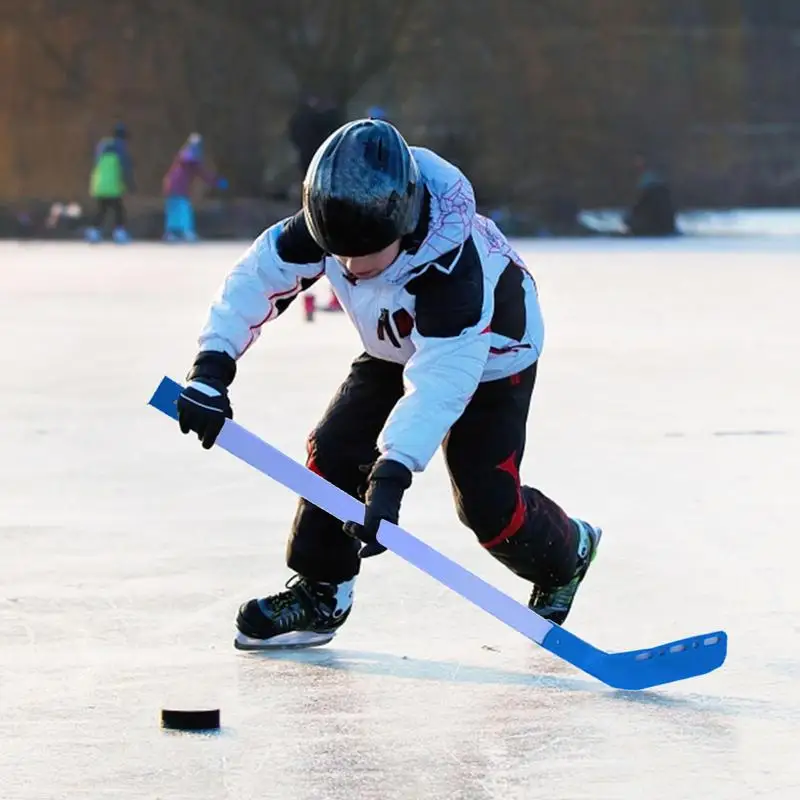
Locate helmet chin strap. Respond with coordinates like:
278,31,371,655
342,267,359,285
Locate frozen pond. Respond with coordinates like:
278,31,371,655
1,237,798,799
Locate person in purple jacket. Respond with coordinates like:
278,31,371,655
162,133,227,242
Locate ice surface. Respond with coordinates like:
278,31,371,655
0,238,798,800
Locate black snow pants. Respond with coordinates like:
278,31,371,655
286,353,578,588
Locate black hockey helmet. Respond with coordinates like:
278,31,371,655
303,119,423,257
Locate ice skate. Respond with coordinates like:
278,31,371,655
234,574,354,650
528,519,601,625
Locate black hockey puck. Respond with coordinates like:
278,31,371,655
161,708,220,731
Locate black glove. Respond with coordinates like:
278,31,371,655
344,459,412,557
177,351,236,449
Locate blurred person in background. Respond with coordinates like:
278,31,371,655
288,95,344,178
624,155,678,237
84,123,134,243
162,133,228,242
290,96,346,314
367,105,390,123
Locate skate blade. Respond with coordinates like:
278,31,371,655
234,630,335,651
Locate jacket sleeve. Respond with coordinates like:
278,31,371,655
377,236,492,472
198,212,325,358
118,143,135,191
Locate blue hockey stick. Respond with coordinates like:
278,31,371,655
149,376,727,690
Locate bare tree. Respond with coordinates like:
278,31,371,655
223,0,420,105
0,0,101,100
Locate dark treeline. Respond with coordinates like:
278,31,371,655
1,0,799,208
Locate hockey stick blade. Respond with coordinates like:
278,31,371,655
149,376,727,690
378,522,726,691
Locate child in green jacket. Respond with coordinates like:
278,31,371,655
85,124,133,243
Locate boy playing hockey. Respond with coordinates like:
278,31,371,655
176,119,601,650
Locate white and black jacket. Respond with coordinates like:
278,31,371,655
196,147,544,473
